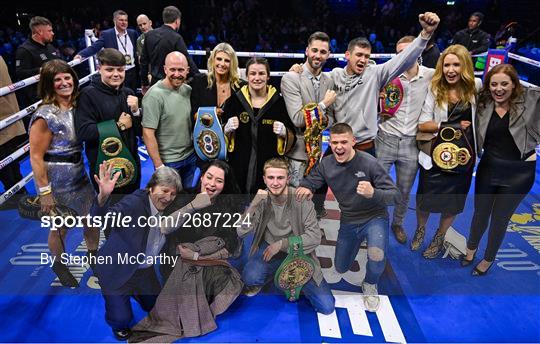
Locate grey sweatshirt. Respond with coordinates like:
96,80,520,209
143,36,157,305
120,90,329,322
329,34,429,142
300,151,401,223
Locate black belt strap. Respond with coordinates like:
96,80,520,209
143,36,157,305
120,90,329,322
44,153,82,164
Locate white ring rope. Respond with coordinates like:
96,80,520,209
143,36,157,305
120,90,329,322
188,49,395,59
0,172,33,206
0,100,42,131
508,52,540,68
0,58,89,97
0,143,30,172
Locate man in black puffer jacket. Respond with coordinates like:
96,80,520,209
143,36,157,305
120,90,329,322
452,12,491,55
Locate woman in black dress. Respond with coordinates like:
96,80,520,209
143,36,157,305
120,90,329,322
412,44,482,258
462,64,539,275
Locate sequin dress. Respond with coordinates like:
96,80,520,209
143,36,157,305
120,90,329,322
30,104,95,216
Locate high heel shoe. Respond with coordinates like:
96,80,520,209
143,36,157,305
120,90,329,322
472,261,493,276
422,230,445,259
52,261,79,287
410,225,426,251
459,249,477,267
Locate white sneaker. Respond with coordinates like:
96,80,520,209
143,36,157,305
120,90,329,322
361,282,380,312
243,285,262,297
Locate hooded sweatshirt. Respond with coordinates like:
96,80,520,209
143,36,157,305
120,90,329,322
75,74,141,183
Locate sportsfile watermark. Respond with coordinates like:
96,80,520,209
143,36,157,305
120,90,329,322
41,212,250,231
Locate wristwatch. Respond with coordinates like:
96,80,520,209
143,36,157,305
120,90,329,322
117,121,127,131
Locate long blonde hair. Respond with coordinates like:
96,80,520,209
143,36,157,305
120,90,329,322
206,42,240,89
431,44,476,107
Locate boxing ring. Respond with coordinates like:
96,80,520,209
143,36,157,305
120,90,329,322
0,43,539,342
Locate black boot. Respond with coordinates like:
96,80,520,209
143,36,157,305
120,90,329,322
52,261,79,287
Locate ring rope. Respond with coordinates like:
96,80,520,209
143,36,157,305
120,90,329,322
0,143,30,172
0,58,88,97
0,172,33,206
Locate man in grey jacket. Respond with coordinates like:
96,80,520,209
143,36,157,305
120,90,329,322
237,158,335,315
281,31,336,186
330,11,440,156
297,123,401,312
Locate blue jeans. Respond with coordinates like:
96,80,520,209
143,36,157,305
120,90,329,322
242,242,335,314
335,217,389,285
164,152,199,189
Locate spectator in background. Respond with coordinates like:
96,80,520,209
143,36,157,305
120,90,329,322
140,5,199,93
74,10,140,91
136,14,153,63
452,12,491,55
15,16,60,108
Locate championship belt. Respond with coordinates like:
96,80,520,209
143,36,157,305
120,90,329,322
193,107,227,161
379,77,404,117
274,236,315,302
18,195,78,221
431,126,473,172
95,120,138,188
303,103,326,176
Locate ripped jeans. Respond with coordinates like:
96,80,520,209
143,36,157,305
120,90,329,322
334,217,389,285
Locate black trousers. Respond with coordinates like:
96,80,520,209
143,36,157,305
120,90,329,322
467,155,536,261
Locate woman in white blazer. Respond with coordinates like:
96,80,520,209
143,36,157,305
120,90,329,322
412,44,482,258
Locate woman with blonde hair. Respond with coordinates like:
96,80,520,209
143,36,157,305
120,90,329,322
462,64,539,275
29,59,99,287
411,44,482,258
190,42,246,117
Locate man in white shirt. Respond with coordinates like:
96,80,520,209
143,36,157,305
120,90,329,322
375,36,435,244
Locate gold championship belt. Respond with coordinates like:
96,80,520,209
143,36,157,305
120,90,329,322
95,120,138,188
432,126,473,172
18,195,78,221
303,103,327,176
274,236,315,302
